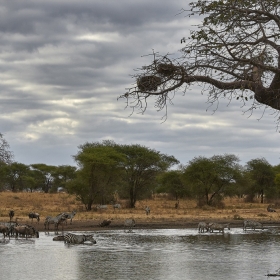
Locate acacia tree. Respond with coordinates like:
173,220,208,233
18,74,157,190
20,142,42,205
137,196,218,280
121,0,280,122
117,144,179,208
183,154,242,206
245,158,275,202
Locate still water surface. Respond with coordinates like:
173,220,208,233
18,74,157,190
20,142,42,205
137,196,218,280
0,228,280,280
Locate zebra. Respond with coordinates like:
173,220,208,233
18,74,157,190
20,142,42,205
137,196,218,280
243,220,263,231
112,204,121,211
145,206,150,215
198,222,211,233
209,223,230,233
96,205,108,210
64,233,96,244
124,218,136,232
28,212,40,223
63,211,76,225
44,213,67,230
9,210,14,221
267,206,276,212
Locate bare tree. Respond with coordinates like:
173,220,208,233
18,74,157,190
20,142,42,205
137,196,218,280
0,133,13,164
120,0,280,123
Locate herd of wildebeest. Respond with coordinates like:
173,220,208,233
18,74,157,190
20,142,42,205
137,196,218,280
0,205,277,244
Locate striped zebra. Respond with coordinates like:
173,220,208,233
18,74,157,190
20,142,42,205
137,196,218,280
243,220,263,231
64,211,76,225
44,213,67,230
145,206,150,215
64,233,96,244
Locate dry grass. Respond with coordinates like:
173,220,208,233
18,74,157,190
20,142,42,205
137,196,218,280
0,192,279,225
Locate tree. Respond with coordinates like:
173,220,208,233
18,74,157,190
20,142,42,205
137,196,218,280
245,158,275,202
157,170,189,200
183,154,242,206
51,165,77,193
68,141,125,211
121,0,280,123
0,133,13,165
30,164,58,193
116,144,179,208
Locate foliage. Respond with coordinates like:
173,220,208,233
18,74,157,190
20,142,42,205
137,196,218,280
157,170,190,200
245,158,275,202
121,0,280,123
67,141,125,211
0,133,13,165
116,144,179,208
183,154,242,206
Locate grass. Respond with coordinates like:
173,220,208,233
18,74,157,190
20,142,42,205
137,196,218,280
0,192,279,224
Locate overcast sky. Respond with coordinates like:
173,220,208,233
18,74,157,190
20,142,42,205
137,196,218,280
0,0,279,168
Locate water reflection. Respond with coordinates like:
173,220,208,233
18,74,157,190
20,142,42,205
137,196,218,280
1,228,280,280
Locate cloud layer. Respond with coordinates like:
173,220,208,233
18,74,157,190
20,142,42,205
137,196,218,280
0,0,279,167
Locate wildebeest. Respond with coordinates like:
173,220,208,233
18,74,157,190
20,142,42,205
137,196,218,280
14,225,39,239
0,224,10,239
28,212,40,223
99,219,111,227
44,213,67,230
124,218,136,231
9,210,14,221
209,223,230,233
243,220,263,231
64,233,96,244
198,222,211,233
145,206,150,215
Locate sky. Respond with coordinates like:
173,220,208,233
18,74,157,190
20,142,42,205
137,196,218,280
0,0,280,168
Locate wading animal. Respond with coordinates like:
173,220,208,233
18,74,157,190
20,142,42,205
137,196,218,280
28,212,40,223
64,233,96,244
198,222,211,233
243,220,263,231
44,213,67,230
209,223,230,233
14,225,39,239
0,224,10,239
124,218,136,231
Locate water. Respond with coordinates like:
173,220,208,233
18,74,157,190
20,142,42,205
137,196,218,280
0,228,279,280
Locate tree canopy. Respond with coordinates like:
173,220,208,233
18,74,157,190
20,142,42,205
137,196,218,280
121,0,280,122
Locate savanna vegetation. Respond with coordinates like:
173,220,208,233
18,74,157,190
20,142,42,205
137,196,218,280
1,134,280,216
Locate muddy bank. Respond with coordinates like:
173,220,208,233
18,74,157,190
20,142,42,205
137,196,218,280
27,218,280,232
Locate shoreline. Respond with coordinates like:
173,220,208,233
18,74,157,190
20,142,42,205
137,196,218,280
23,218,280,232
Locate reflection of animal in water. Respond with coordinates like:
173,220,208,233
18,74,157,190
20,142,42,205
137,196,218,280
9,210,14,221
209,223,230,233
198,222,211,233
64,233,96,244
243,220,263,231
145,206,150,215
124,218,136,231
0,224,10,239
28,212,40,223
